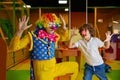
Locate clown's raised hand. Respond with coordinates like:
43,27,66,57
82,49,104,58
16,15,32,36
19,15,32,32
59,14,67,30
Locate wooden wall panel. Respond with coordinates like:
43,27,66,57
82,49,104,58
0,38,7,80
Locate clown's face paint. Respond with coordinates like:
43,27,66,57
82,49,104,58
46,22,57,34
49,22,57,30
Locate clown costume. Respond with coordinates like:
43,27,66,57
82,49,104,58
9,13,79,80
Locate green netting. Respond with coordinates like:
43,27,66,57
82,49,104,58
0,0,4,9
0,19,14,44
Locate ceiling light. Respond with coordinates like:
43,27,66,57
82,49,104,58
65,8,68,11
113,21,119,24
98,19,103,23
58,0,67,4
23,5,31,8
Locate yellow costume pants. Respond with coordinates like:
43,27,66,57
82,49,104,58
33,57,78,80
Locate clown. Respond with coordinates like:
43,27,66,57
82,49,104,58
9,13,79,80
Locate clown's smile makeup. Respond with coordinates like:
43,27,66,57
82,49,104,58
46,22,57,34
49,22,57,30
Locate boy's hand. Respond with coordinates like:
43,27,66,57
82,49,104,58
105,31,113,41
70,27,78,38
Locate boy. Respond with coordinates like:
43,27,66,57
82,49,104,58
69,23,112,80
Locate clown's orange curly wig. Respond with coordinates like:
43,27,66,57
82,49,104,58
36,13,61,30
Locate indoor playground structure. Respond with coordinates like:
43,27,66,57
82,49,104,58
0,0,120,80
0,0,30,80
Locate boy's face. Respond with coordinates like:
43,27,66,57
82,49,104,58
81,29,91,41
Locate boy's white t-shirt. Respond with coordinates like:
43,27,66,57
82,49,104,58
73,37,104,66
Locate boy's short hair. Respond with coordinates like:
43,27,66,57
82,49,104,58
79,23,95,37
